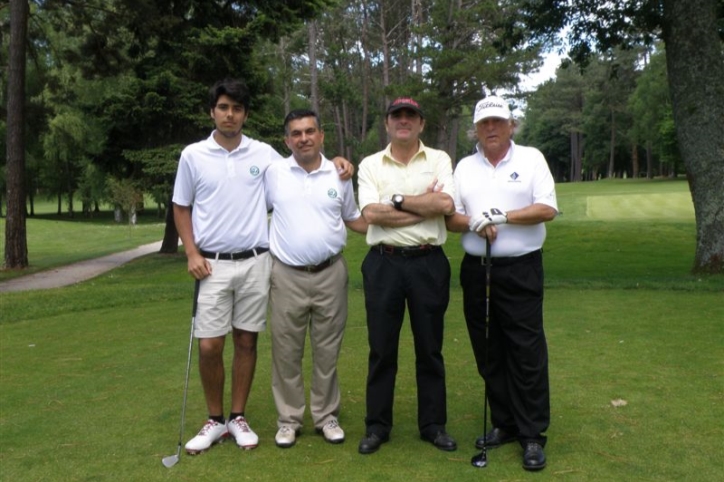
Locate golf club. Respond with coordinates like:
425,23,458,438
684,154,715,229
471,238,491,468
162,279,201,468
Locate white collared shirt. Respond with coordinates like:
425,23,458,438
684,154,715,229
172,132,283,252
453,141,558,257
265,155,361,266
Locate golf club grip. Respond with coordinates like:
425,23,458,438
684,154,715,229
485,238,491,269
192,279,200,317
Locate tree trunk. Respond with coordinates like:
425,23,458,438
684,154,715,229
4,0,29,269
412,0,423,76
280,38,291,115
645,140,653,179
334,105,344,156
379,0,391,150
308,21,319,113
360,1,371,147
631,143,639,179
447,117,459,164
608,109,615,178
160,192,179,254
570,131,582,182
662,0,724,273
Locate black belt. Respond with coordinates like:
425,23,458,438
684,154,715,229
465,249,541,266
373,244,441,257
200,247,269,261
283,253,342,273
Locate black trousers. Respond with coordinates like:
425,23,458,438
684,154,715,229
361,247,450,438
460,250,550,446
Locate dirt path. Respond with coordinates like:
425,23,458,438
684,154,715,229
0,241,163,293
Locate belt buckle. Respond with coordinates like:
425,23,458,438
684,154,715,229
382,245,395,255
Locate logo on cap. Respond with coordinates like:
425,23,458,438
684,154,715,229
391,97,420,109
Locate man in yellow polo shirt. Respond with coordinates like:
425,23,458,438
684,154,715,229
356,97,457,455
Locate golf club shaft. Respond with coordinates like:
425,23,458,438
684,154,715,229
471,239,492,468
169,279,201,463
483,238,491,455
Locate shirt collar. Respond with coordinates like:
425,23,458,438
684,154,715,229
287,154,331,174
383,140,427,164
207,131,248,153
476,140,515,166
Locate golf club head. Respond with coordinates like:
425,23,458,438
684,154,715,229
471,450,488,468
162,455,179,468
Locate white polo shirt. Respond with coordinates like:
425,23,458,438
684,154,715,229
453,141,558,257
172,132,283,253
265,155,361,266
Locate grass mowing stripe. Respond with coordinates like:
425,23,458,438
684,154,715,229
586,192,694,220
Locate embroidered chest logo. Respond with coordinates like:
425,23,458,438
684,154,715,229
509,172,520,182
327,188,338,199
249,166,260,176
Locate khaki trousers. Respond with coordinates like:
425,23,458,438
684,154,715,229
269,256,348,430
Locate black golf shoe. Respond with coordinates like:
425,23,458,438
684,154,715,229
475,427,517,449
522,442,546,471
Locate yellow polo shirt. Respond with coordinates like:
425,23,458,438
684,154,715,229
358,141,454,247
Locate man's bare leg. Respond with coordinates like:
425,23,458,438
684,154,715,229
230,328,258,413
198,336,226,416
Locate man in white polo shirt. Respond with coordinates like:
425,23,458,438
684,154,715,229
172,79,353,456
265,109,367,449
446,96,558,471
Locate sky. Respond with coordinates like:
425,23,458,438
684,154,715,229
519,51,564,92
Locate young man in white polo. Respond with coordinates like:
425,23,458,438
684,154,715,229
265,109,367,448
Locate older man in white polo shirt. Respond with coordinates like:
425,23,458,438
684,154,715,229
446,96,558,471
265,109,367,449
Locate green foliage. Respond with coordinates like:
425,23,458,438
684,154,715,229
627,48,681,173
520,46,682,181
107,177,144,227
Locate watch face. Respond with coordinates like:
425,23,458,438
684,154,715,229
393,195,403,203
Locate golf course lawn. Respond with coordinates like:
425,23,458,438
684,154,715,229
1,178,722,481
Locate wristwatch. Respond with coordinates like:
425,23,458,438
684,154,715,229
392,194,405,211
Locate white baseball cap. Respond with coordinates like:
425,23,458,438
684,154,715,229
473,96,511,124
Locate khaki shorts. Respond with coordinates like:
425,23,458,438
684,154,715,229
194,252,271,338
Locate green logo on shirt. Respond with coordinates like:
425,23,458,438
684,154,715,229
327,188,338,199
250,166,260,176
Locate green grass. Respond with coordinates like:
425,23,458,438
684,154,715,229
1,179,723,481
0,200,167,281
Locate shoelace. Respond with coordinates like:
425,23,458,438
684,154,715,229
325,420,339,430
279,426,294,435
199,420,221,435
230,417,251,432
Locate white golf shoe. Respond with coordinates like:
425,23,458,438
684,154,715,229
275,425,298,448
318,419,345,444
185,419,228,454
227,416,259,450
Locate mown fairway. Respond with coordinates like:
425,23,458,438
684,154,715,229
1,179,722,482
